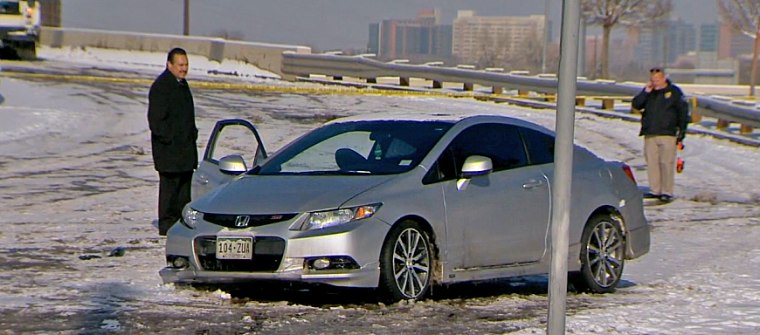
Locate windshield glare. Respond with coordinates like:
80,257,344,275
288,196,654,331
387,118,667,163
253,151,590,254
257,121,452,175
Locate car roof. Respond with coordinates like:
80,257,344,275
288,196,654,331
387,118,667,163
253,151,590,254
326,109,543,128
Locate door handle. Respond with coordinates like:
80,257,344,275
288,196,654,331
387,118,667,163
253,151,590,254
522,179,544,189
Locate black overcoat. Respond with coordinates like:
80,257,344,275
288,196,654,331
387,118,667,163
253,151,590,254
147,69,198,173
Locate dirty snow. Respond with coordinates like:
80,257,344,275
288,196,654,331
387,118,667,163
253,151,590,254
0,48,758,334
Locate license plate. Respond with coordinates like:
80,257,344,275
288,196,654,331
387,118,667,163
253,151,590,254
216,237,253,260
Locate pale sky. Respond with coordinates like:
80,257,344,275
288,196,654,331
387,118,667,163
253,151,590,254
61,0,717,51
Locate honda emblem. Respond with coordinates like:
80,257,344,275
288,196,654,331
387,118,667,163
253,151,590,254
234,215,250,227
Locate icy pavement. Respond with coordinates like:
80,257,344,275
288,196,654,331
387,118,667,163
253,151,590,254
0,53,758,334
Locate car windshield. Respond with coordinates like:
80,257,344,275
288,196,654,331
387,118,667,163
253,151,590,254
256,120,453,175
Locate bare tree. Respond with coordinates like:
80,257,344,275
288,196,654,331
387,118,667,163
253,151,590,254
506,31,545,73
719,0,760,96
582,0,672,78
475,31,500,68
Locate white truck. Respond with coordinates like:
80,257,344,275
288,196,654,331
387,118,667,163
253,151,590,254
0,0,40,59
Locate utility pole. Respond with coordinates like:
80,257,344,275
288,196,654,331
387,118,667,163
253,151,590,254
183,0,190,36
577,20,586,77
542,0,551,73
750,16,760,97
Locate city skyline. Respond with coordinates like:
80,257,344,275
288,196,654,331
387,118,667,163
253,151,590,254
62,0,718,51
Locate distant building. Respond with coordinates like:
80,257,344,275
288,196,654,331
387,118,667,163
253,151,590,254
451,11,546,66
367,9,452,62
631,19,696,67
699,23,718,52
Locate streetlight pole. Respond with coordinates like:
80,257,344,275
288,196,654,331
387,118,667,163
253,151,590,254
183,0,190,36
548,0,581,334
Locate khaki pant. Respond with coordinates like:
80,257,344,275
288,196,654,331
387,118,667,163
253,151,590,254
644,135,677,196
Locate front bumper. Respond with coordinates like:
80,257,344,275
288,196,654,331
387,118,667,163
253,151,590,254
159,261,380,287
159,216,390,288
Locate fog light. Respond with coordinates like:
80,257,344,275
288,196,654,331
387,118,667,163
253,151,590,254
306,256,360,271
313,258,331,270
171,256,189,269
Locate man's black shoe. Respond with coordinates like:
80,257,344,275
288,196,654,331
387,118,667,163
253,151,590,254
659,194,673,203
644,192,659,199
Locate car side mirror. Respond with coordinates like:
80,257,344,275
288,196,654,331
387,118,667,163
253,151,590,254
218,154,247,175
461,155,493,178
457,155,492,191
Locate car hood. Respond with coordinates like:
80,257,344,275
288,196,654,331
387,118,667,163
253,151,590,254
191,174,394,214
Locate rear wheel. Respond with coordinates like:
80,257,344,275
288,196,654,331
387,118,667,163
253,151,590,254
378,220,432,302
572,214,625,293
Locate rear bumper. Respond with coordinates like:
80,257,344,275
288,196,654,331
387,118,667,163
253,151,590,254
626,223,650,260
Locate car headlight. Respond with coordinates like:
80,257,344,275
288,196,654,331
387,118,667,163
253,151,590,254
294,203,382,231
181,205,201,229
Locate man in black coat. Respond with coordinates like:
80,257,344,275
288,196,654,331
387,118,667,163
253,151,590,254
147,48,198,235
631,67,689,203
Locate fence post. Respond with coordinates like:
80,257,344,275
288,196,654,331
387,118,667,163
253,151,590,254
601,98,615,110
716,119,731,130
740,124,754,134
690,96,701,123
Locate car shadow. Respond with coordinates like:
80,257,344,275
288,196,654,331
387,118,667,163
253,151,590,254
190,281,380,308
190,275,641,308
431,275,551,300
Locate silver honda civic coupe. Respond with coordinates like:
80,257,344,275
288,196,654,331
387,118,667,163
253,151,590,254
160,110,649,302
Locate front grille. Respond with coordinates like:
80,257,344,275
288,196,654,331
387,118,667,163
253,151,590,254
194,236,286,272
203,213,297,229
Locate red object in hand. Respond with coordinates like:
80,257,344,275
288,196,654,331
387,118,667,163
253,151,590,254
676,157,684,173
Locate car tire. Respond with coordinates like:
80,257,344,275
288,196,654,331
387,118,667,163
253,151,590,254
378,220,433,302
571,214,625,293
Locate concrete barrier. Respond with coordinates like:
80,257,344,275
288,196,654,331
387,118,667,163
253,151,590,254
39,27,311,78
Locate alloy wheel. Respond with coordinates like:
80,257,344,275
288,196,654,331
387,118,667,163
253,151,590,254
391,228,431,299
585,220,624,288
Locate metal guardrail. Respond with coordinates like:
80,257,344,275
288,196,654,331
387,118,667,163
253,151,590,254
281,52,760,130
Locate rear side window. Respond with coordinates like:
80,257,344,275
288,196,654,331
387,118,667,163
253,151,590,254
520,128,554,165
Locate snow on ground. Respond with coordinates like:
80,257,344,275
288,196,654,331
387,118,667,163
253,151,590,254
37,45,281,80
0,49,758,334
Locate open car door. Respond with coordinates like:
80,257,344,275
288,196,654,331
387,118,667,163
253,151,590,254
192,119,267,200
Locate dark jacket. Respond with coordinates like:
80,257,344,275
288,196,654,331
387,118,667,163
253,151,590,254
632,79,689,140
147,69,198,173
